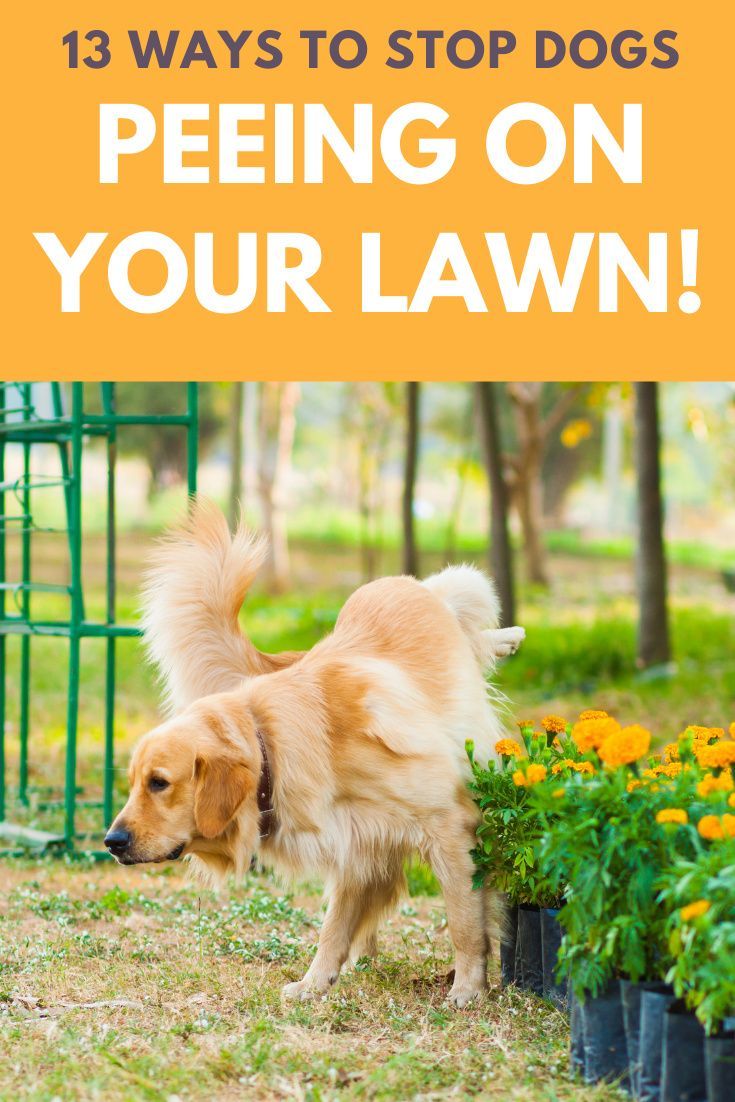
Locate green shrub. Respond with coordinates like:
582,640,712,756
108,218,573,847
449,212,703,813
659,841,735,1033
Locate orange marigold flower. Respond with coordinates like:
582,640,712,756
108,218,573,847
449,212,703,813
696,743,735,770
646,762,682,781
512,770,527,787
598,725,651,768
663,742,680,763
698,815,725,840
722,814,735,838
627,780,642,792
656,809,688,826
572,716,621,753
526,764,548,785
574,761,595,775
697,771,734,797
496,739,523,757
709,728,725,740
680,900,710,922
516,720,535,731
542,715,568,734
729,793,735,809
730,722,735,739
579,710,609,721
682,725,715,741
550,758,594,776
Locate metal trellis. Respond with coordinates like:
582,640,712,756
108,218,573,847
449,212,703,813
0,382,198,854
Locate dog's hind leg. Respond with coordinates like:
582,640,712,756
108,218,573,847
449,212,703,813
427,811,488,1008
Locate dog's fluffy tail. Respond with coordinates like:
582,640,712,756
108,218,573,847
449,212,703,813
141,500,302,713
422,564,523,671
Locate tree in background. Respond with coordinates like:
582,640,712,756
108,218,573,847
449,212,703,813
634,382,671,667
402,382,420,576
96,382,221,493
475,382,516,626
503,382,590,586
442,394,477,561
257,382,300,592
228,382,244,528
342,382,399,581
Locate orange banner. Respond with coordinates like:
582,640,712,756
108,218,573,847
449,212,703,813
1,3,732,379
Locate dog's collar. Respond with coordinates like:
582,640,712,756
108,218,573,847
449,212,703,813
254,726,276,839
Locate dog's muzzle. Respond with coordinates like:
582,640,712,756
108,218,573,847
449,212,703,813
104,829,185,864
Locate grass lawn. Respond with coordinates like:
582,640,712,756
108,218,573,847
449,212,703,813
0,859,624,1102
1,533,733,1098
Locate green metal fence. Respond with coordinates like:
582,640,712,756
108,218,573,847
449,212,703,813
0,382,198,854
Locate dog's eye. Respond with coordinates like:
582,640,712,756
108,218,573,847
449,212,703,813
149,777,170,793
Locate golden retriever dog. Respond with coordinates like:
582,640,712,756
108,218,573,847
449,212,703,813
105,503,524,1006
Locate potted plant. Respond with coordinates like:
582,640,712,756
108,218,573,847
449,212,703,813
659,828,735,1102
531,715,704,1089
468,715,573,997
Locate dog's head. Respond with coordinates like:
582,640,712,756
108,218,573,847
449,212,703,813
105,695,261,867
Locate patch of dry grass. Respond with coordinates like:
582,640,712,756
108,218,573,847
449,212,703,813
0,860,625,1102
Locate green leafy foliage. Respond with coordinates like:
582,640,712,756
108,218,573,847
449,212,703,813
660,843,735,1033
468,722,572,906
530,728,733,999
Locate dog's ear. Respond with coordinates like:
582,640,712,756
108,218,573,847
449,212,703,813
193,749,253,839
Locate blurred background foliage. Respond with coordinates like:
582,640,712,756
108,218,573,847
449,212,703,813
2,380,734,832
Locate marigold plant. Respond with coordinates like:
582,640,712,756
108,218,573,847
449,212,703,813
660,843,735,1034
571,715,621,753
696,742,735,770
697,770,733,797
681,900,710,922
542,715,568,735
495,738,523,758
597,724,651,768
698,815,725,840
656,808,688,826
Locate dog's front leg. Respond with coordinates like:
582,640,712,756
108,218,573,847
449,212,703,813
282,878,363,1001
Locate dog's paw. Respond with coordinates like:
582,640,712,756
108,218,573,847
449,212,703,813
282,972,337,1001
446,982,485,1009
491,626,526,657
282,979,318,1002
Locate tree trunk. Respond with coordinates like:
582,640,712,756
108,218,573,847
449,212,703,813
257,382,300,592
475,382,516,626
402,382,420,576
228,381,244,528
507,383,549,587
634,382,671,667
242,381,259,514
602,390,624,532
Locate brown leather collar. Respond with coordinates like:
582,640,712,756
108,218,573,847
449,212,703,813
254,726,276,839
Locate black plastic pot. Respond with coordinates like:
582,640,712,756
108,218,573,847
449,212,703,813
516,904,544,996
580,979,630,1090
621,980,671,1099
500,897,518,987
570,990,586,1078
661,1000,707,1102
541,907,567,1008
639,986,676,1102
705,1032,735,1102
